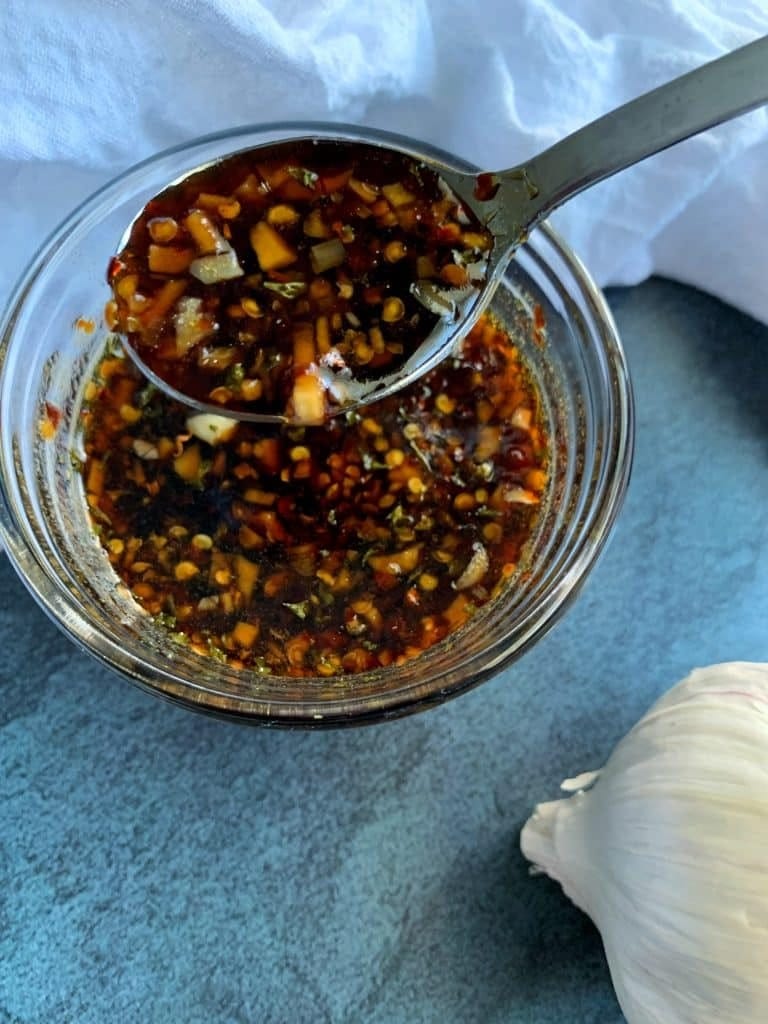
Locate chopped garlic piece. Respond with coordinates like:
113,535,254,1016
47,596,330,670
503,486,538,505
186,412,238,445
454,542,489,590
174,297,216,355
132,439,159,460
189,250,244,284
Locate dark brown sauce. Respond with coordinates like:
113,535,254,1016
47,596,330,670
81,312,548,677
107,140,492,422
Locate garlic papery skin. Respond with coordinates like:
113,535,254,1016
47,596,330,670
520,662,768,1024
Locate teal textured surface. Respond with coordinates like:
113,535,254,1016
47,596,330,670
2,278,767,1023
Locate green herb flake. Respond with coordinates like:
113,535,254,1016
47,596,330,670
287,166,319,189
263,281,308,300
362,451,387,471
136,382,158,408
226,363,246,386
206,640,228,663
284,600,311,620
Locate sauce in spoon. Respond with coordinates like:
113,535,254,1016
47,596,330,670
107,140,491,424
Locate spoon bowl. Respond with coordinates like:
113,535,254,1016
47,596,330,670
111,137,494,424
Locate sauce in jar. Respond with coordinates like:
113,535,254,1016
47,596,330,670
80,312,548,677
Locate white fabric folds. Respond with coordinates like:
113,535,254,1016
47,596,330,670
2,0,767,321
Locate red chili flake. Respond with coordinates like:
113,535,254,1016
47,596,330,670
474,173,501,202
45,402,63,428
106,255,127,283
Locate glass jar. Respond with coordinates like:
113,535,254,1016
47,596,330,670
0,123,633,726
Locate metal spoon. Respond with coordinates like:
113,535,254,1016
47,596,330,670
119,34,768,423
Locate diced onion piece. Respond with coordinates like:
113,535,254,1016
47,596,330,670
303,209,331,239
250,221,298,271
188,249,244,284
316,315,331,353
293,322,316,369
174,297,216,355
290,372,326,426
234,555,260,601
266,204,299,227
454,542,489,590
186,412,239,445
144,279,187,326
147,217,178,243
382,182,416,208
310,238,346,274
194,192,236,213
184,209,230,255
148,244,193,275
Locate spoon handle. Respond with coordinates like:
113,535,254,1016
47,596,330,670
512,34,768,228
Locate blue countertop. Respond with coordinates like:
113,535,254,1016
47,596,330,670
2,277,767,1023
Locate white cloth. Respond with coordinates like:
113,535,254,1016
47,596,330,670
2,0,768,322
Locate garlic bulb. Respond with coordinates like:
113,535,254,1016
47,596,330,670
521,662,768,1024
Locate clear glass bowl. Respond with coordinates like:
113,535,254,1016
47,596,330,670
0,123,633,726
